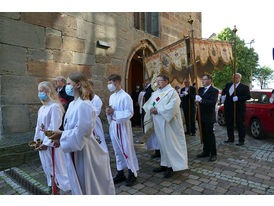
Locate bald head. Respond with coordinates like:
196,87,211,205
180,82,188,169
55,76,66,89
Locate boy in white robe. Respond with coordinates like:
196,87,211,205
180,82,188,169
35,81,71,194
49,72,115,195
106,74,139,186
143,74,188,178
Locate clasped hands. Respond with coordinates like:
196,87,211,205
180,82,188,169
150,107,158,115
105,107,114,115
47,131,63,148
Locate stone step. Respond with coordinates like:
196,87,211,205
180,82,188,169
3,167,49,195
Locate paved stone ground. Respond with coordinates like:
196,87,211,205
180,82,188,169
1,124,274,195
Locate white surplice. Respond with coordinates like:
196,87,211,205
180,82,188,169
143,84,188,171
107,89,139,177
146,132,160,150
34,102,71,191
91,94,108,153
60,97,115,195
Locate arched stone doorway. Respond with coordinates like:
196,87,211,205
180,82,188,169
125,40,157,126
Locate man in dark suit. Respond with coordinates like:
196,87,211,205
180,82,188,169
221,73,251,146
55,76,74,111
180,79,196,136
144,80,153,102
55,76,74,130
195,75,219,162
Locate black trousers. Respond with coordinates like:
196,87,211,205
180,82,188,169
224,104,246,143
201,120,217,156
183,105,196,134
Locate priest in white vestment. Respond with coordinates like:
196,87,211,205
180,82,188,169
143,74,188,178
106,74,139,187
49,73,115,195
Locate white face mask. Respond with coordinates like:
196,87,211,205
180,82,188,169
107,83,116,92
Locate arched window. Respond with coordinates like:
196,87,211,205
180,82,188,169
134,12,159,37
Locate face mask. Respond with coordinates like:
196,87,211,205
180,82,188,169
107,83,116,92
38,92,48,101
65,85,74,96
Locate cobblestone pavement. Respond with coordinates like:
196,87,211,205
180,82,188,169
1,124,274,195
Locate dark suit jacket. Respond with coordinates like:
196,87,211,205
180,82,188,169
57,86,74,111
180,86,196,109
198,86,219,123
144,84,153,103
222,82,251,112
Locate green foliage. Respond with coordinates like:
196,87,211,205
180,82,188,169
212,28,259,90
253,66,274,89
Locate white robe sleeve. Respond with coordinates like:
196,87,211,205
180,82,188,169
43,104,63,147
60,102,93,153
157,91,180,123
93,96,103,117
113,95,133,123
33,108,42,141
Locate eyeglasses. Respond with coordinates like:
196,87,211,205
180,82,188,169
157,80,165,82
202,78,209,81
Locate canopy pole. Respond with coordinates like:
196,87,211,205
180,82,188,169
188,16,203,144
233,26,237,128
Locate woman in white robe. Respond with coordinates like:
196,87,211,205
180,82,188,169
49,72,115,195
34,81,71,194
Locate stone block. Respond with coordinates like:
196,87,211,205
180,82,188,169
63,36,85,53
46,35,62,50
77,19,95,40
106,65,121,78
78,65,92,79
52,50,72,63
84,40,96,55
0,44,27,76
0,12,20,20
72,52,95,65
27,49,53,62
0,75,40,105
0,16,45,49
21,12,77,32
27,61,60,78
46,28,61,36
1,105,30,133
59,64,78,78
95,55,111,64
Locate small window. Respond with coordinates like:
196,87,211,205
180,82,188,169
134,12,159,37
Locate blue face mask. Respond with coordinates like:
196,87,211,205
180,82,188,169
38,92,48,101
65,85,74,96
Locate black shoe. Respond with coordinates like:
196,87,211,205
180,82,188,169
224,139,234,143
191,133,196,136
113,170,126,184
151,150,161,159
209,155,217,162
236,142,244,146
153,166,167,173
125,170,137,186
185,131,190,135
196,152,210,158
163,168,174,178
